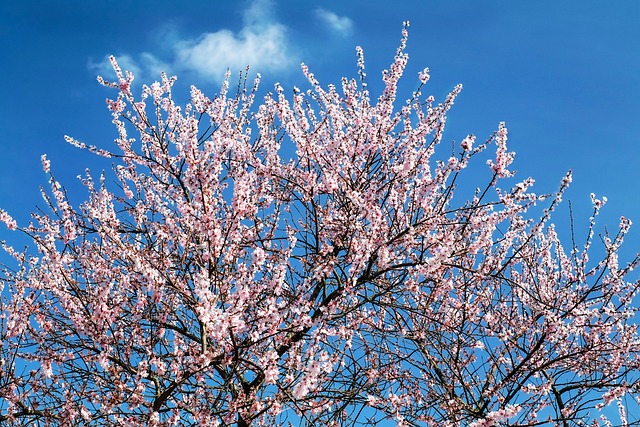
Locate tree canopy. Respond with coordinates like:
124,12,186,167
1,26,639,426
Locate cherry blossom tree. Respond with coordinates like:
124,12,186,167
1,25,640,426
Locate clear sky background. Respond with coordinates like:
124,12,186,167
0,0,639,254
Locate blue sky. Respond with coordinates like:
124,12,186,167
0,0,639,251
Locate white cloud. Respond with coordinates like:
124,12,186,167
175,1,292,82
89,0,295,84
315,8,353,37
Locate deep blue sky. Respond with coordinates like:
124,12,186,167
0,1,639,249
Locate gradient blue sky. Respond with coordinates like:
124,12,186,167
0,1,639,250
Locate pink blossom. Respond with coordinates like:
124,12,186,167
419,67,430,84
40,154,51,173
0,209,16,230
461,134,475,151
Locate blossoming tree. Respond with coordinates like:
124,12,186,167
1,26,639,426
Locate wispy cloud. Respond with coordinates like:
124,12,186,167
315,8,353,37
90,0,295,84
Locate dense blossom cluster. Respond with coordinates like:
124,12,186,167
1,27,639,426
